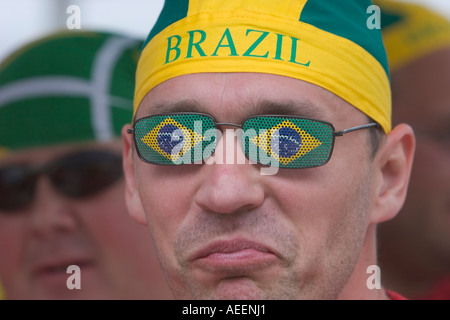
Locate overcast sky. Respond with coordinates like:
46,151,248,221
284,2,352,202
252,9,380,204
0,0,449,62
0,0,164,61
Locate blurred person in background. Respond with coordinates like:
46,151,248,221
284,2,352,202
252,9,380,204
0,30,172,300
375,0,450,300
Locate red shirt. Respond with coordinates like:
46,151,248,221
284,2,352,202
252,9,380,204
386,290,408,300
415,277,450,300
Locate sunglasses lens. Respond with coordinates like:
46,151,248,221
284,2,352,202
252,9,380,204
0,167,36,211
49,151,123,198
242,116,335,168
133,114,216,165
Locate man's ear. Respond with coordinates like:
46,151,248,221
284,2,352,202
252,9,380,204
370,123,416,224
122,124,148,225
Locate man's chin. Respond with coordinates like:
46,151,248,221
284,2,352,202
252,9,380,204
192,277,277,300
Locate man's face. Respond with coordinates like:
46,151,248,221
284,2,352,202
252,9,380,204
390,47,450,269
0,140,170,300
126,72,378,299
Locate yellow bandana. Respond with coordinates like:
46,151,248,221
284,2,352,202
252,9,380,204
135,0,392,133
375,0,450,71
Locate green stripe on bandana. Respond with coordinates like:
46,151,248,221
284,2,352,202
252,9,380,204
144,0,190,48
135,0,392,133
300,0,390,77
374,0,450,71
0,31,143,152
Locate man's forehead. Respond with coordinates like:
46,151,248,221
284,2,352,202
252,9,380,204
138,72,352,121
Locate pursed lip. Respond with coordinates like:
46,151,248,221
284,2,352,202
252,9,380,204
190,238,279,272
30,255,95,281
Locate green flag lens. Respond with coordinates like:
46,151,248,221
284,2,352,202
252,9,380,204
133,113,216,165
0,150,123,212
242,116,335,168
132,113,336,168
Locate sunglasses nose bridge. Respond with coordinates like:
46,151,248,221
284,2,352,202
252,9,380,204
27,176,79,234
28,160,62,193
207,125,252,166
215,122,242,129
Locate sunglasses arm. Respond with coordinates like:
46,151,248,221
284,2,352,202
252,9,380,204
334,123,380,137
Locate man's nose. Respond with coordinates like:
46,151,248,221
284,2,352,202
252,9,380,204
194,128,265,214
29,176,78,237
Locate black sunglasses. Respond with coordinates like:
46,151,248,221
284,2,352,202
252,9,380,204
128,112,380,169
0,150,123,212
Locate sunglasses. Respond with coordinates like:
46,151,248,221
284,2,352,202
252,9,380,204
128,113,380,169
0,150,123,212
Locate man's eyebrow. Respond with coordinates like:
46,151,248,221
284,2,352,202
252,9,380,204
253,100,325,119
152,100,209,114
150,99,325,119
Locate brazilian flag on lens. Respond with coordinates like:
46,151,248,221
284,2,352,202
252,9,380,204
243,117,334,168
134,114,214,165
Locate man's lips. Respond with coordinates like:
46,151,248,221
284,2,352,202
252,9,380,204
190,238,278,272
31,257,94,282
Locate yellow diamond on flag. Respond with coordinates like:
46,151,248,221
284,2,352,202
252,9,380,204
249,120,322,165
141,117,203,161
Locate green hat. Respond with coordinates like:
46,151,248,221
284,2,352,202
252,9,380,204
135,0,391,133
0,30,143,155
374,0,450,71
